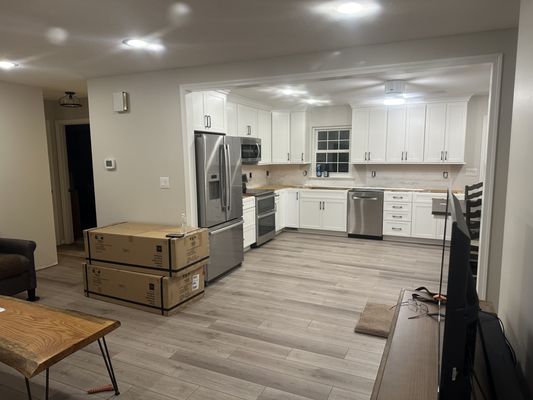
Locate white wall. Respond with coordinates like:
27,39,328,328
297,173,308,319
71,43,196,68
0,81,57,269
498,0,533,391
307,105,352,128
87,29,517,304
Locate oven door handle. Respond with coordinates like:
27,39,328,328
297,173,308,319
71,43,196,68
257,193,276,201
257,210,276,219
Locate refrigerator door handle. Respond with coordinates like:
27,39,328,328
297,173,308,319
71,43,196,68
220,145,227,210
225,144,232,211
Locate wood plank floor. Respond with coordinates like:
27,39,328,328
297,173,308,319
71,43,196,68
0,232,444,400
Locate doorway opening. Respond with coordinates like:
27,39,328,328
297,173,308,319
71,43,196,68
65,124,97,241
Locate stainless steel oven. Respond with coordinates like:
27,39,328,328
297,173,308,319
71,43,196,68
247,190,276,246
241,137,261,164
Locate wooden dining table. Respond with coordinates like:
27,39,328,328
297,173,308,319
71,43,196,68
0,296,120,399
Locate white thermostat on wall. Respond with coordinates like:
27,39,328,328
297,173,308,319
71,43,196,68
104,158,116,170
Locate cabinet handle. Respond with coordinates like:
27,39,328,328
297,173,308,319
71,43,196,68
392,196,403,199
401,151,404,161
319,201,321,210
287,153,290,161
392,205,402,209
204,115,209,129
405,151,407,161
392,227,402,231
296,192,299,201
445,151,448,161
247,125,251,135
392,215,402,219
323,201,325,210
440,151,443,161
365,152,368,161
301,152,304,162
208,115,212,128
368,152,371,161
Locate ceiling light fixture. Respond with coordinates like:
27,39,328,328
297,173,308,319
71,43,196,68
336,2,364,14
304,98,331,105
383,97,406,106
122,38,164,52
0,60,19,70
278,87,307,96
59,91,82,108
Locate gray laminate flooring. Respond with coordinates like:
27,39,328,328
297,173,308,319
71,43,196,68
0,231,444,400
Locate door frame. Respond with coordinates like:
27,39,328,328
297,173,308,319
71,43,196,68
179,53,503,300
51,118,90,244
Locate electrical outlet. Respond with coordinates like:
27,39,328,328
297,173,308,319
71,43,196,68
443,171,449,179
371,171,376,178
249,172,252,179
266,170,270,177
159,176,170,189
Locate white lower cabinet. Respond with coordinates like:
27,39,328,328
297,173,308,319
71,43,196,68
299,190,347,232
243,197,256,248
383,221,411,237
435,215,452,241
411,202,437,239
275,190,286,232
285,189,300,228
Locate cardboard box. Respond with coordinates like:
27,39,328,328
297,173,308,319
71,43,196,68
84,223,209,273
83,260,205,316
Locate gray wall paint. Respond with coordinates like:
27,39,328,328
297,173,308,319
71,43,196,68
87,29,517,303
499,0,533,392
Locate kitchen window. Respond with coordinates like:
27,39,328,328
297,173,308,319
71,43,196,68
314,127,351,175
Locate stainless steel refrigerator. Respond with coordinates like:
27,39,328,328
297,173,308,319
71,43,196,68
195,132,244,282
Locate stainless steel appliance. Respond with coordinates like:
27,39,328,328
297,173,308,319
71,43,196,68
246,189,276,247
347,189,384,238
195,132,244,282
241,137,261,164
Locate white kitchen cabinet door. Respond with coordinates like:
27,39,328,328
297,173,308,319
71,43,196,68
204,91,227,133
299,197,322,230
435,215,452,240
351,108,369,163
290,111,307,163
275,190,286,232
226,102,238,136
237,104,258,137
191,92,208,131
322,199,347,232
285,189,300,228
257,109,272,164
424,103,447,162
404,104,426,163
386,106,406,163
367,107,388,162
411,203,437,239
271,111,291,163
444,102,467,163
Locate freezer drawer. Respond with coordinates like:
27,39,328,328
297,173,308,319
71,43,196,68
206,218,244,282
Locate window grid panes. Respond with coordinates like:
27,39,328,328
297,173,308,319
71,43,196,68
315,128,350,174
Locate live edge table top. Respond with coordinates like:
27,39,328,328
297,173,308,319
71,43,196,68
0,296,120,379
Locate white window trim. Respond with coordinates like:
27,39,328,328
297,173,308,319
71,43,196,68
312,126,353,179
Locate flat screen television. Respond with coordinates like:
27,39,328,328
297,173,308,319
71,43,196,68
438,192,480,399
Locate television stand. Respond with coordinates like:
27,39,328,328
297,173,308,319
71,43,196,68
371,289,496,400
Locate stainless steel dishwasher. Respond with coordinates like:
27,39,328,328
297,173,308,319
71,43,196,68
347,189,384,239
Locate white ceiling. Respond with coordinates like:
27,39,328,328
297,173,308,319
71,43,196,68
0,0,518,99
230,63,493,108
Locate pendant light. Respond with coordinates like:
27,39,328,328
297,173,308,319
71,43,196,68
58,91,82,108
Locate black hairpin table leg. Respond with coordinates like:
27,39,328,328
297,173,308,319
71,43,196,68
25,368,49,400
98,337,120,395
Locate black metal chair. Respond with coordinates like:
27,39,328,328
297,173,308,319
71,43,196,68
464,182,483,278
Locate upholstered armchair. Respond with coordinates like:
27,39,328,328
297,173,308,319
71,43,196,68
0,238,38,301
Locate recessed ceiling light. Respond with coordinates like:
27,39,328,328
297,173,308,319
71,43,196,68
383,97,406,106
337,2,364,14
122,38,164,52
0,60,19,70
279,87,307,96
304,98,331,105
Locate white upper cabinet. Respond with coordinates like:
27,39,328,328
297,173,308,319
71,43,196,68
226,102,238,135
386,104,426,163
444,102,468,163
192,91,227,133
404,104,426,162
386,106,407,163
351,108,370,163
237,104,259,137
290,111,307,163
367,107,388,162
271,111,291,163
351,107,387,163
424,101,467,163
257,109,272,164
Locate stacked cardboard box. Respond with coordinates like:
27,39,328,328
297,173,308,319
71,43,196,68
83,222,209,316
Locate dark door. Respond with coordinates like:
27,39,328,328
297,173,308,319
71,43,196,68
65,124,96,240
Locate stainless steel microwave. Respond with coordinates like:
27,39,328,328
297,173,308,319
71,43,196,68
241,137,261,164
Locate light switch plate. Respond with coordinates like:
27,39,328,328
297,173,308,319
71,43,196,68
159,176,170,189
